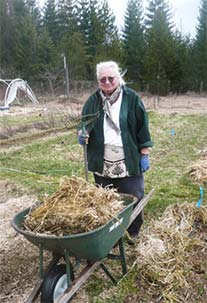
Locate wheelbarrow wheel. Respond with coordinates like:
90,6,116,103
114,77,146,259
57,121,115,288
40,264,73,303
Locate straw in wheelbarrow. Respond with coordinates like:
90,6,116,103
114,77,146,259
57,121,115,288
24,176,125,236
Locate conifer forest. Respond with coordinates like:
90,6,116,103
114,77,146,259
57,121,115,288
0,0,207,95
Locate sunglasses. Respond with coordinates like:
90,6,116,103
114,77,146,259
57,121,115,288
99,76,116,84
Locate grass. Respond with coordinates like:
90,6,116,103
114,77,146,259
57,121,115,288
0,106,80,143
0,110,207,302
0,111,206,213
0,131,85,196
144,112,207,217
0,113,42,125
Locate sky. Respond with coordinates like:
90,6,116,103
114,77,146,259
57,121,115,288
108,0,200,37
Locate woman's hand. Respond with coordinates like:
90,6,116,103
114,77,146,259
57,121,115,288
78,130,89,145
140,154,150,172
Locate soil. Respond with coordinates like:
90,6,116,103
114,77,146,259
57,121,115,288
142,93,207,114
1,93,207,117
0,94,207,303
0,192,39,303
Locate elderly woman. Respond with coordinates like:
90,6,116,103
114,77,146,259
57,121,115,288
78,60,153,238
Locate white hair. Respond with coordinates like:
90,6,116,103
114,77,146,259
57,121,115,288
96,61,126,85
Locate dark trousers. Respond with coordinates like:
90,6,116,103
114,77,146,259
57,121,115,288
93,174,144,236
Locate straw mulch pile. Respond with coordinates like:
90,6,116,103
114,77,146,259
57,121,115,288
24,176,125,236
189,148,207,184
134,202,207,302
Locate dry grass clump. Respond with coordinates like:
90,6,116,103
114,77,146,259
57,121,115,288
24,176,124,236
189,159,207,184
188,148,207,184
136,202,207,302
200,148,207,159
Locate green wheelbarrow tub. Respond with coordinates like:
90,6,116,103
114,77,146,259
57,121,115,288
11,194,137,261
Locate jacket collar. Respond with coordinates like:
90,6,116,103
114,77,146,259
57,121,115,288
122,85,129,95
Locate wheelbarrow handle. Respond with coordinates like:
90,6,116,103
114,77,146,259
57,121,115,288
128,188,155,227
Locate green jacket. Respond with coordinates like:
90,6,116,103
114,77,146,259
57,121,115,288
81,86,154,176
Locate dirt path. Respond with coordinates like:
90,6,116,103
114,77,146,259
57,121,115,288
0,94,207,117
142,94,207,114
0,186,39,303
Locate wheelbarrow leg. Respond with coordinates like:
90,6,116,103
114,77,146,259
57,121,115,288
64,249,74,287
98,236,127,284
99,263,117,284
118,236,127,275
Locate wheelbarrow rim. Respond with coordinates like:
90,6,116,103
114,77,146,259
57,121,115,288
11,193,137,240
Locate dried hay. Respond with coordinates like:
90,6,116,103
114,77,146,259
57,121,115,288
24,176,125,236
188,147,207,184
136,202,207,302
200,148,207,160
189,159,207,184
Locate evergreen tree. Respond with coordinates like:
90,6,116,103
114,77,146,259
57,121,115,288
0,0,16,71
171,31,193,93
1,0,200,91
76,0,90,44
76,0,92,77
42,0,59,45
56,0,77,41
193,0,207,92
36,29,57,73
61,31,89,80
144,0,176,94
98,0,121,62
76,0,122,79
122,0,145,88
13,0,39,78
25,0,42,33
87,0,103,61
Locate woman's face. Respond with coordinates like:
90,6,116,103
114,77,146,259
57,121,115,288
98,67,120,95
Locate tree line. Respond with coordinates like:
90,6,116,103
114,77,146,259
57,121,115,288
0,0,206,95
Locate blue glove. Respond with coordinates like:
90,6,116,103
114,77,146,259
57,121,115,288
140,154,150,172
78,130,89,145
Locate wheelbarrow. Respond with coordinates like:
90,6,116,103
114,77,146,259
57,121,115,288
11,189,154,303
